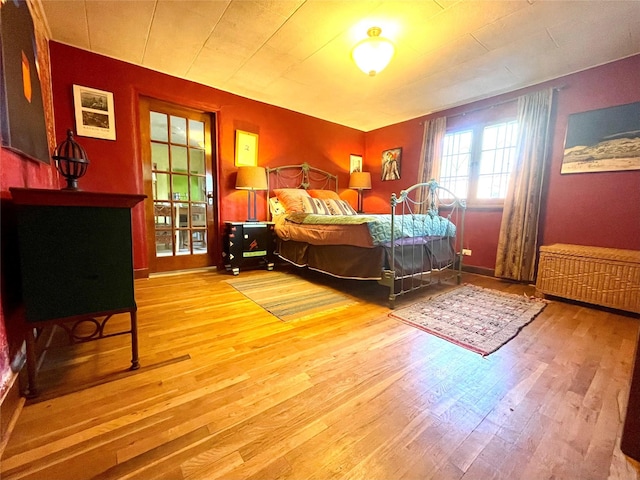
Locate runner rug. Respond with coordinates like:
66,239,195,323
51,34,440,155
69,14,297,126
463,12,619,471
389,284,548,356
226,272,357,322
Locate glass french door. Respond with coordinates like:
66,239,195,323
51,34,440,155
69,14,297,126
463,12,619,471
140,97,217,272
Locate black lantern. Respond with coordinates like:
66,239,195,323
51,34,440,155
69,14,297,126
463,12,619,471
52,129,90,191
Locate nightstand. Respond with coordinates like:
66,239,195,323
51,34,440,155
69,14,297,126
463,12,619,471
223,222,276,275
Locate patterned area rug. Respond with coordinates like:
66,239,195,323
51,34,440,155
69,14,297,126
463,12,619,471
226,271,357,322
390,284,547,356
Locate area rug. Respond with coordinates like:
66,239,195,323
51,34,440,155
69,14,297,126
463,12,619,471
226,272,357,322
389,284,547,356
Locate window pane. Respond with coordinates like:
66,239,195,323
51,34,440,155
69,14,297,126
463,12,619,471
171,146,188,172
192,204,206,228
170,116,187,145
441,130,472,198
150,112,168,142
151,142,169,171
189,120,205,148
155,173,170,200
190,148,205,175
172,175,188,201
190,177,206,202
192,230,207,254
477,121,518,199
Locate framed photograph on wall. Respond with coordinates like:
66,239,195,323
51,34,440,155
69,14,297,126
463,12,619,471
235,130,259,166
561,101,640,174
73,85,116,140
381,147,402,181
349,154,363,173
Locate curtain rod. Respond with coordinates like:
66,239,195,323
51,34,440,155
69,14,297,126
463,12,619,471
420,85,566,123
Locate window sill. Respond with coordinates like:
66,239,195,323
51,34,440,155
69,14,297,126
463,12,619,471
462,202,505,211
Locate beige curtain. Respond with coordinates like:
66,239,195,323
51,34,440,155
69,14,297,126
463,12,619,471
495,88,554,282
416,116,446,212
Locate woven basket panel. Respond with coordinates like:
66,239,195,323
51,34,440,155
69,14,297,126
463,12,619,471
536,244,640,314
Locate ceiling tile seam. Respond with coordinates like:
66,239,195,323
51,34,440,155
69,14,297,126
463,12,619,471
82,0,91,50
183,0,234,78
140,0,159,65
224,1,309,87
432,1,448,11
470,33,490,53
545,28,560,49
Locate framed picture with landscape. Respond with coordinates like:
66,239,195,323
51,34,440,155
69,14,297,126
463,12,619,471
73,85,116,140
561,101,640,174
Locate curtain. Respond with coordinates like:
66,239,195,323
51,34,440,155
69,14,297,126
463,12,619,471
415,116,446,213
495,88,554,282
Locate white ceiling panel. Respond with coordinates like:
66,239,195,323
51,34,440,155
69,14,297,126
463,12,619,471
84,1,156,64
40,1,90,50
39,0,640,131
142,0,230,75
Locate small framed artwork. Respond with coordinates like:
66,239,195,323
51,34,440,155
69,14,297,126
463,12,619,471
561,101,640,174
73,85,116,140
349,154,363,173
381,147,402,181
235,130,259,166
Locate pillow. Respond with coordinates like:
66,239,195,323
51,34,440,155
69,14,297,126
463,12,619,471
302,196,332,215
324,199,358,215
269,197,287,217
273,188,311,212
307,189,341,201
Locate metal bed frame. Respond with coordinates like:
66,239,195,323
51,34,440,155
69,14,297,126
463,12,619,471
266,163,466,307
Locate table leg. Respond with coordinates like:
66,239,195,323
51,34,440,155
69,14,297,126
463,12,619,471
130,310,140,370
25,326,38,398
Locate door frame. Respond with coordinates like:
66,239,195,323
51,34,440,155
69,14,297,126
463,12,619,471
139,96,220,273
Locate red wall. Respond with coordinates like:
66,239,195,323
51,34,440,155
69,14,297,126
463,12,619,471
365,54,640,270
48,42,365,273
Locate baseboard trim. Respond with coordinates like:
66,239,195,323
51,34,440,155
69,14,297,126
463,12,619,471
0,373,26,459
462,265,495,277
134,268,149,279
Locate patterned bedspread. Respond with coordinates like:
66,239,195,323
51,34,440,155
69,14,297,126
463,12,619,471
283,212,456,246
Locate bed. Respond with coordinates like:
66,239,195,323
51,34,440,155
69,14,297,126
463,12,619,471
266,163,466,307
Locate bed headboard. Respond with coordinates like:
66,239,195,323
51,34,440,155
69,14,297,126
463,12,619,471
266,163,338,194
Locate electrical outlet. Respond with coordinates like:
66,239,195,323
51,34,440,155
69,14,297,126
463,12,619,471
462,248,472,256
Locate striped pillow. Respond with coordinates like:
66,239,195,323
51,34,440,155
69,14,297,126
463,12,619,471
301,196,332,215
324,199,358,215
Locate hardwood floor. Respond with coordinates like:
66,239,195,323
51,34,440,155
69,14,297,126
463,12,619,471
2,268,639,479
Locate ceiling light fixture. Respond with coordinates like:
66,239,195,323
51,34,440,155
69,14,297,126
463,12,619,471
351,26,395,76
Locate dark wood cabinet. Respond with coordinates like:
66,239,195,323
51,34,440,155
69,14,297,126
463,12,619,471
223,222,276,275
10,188,145,396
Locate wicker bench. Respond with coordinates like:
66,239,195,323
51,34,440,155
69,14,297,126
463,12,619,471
536,244,640,314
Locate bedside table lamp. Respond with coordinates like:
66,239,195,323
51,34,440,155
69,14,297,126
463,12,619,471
236,166,268,222
349,171,371,213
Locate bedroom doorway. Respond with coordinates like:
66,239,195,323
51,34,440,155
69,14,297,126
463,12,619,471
140,97,218,273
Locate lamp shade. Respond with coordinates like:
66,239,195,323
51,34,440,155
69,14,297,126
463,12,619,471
351,27,395,76
236,166,267,190
349,171,372,190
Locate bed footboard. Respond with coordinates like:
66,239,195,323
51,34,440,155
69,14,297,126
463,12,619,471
383,180,466,308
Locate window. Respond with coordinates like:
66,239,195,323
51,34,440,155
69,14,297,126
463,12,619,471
439,120,518,206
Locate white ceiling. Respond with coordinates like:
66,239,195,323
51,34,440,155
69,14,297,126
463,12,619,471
40,0,640,131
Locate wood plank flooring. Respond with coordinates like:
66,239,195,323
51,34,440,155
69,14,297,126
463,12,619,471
2,268,639,479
